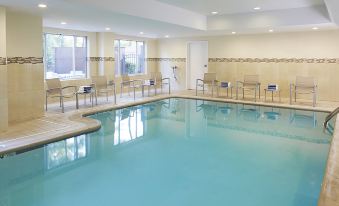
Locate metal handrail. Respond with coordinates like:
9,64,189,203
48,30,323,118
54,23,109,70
323,107,339,131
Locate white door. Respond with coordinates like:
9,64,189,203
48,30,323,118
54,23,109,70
187,41,208,90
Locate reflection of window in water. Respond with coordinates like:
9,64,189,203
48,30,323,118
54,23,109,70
114,108,144,145
46,135,87,170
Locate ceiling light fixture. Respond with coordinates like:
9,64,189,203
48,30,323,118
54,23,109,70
105,27,111,31
211,11,218,15
312,27,319,30
165,35,170,38
61,22,67,25
269,29,274,33
231,31,236,34
38,3,47,8
253,6,261,10
139,32,144,35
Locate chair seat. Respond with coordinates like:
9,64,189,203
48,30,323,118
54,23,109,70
48,93,75,98
97,88,114,93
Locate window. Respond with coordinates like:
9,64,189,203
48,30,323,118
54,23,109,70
114,40,146,76
44,33,88,79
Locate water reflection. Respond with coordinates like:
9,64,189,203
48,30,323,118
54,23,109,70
263,108,281,121
192,99,329,143
237,104,261,121
46,135,88,170
289,110,317,128
113,108,144,145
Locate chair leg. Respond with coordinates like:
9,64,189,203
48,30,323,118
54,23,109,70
106,92,108,101
212,84,214,97
313,92,316,107
236,86,238,100
114,85,117,104
120,85,123,97
196,83,198,96
295,90,297,102
242,88,244,99
203,85,205,94
45,93,48,111
133,87,136,100
168,82,171,94
61,96,64,113
289,85,292,105
254,89,257,102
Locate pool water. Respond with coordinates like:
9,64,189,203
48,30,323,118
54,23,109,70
0,98,333,206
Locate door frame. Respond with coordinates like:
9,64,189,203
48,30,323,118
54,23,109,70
186,41,209,90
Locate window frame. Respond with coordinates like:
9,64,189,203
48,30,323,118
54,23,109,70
43,33,89,80
114,39,147,77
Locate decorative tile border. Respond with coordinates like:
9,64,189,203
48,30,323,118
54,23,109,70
7,57,43,64
147,58,186,62
208,58,339,64
0,57,6,65
88,57,115,62
88,57,186,63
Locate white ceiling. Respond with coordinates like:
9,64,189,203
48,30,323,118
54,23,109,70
158,0,325,15
0,0,338,38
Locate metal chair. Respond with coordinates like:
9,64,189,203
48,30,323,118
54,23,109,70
150,72,171,94
120,75,143,100
236,75,261,102
92,76,116,104
290,76,317,107
45,78,77,113
120,75,133,97
196,73,218,96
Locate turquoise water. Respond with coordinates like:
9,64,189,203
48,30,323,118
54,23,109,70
0,98,333,206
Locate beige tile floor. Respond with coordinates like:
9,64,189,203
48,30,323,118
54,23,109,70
0,89,339,206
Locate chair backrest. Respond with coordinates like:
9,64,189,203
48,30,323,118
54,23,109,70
150,72,162,82
244,75,259,84
296,76,315,88
92,76,107,89
203,73,217,83
121,74,130,82
46,78,62,90
46,78,62,95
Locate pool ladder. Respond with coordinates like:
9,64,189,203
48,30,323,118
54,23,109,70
323,107,339,133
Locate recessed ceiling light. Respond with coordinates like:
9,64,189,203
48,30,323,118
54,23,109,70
269,29,274,33
231,31,236,34
312,27,319,30
254,6,261,10
61,22,67,25
139,32,144,35
38,3,47,8
165,35,170,38
211,11,218,15
105,27,111,31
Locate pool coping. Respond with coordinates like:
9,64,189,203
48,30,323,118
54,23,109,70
0,93,338,206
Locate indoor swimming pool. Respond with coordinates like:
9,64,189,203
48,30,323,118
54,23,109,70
0,98,333,206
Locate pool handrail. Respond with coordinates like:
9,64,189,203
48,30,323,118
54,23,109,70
323,107,339,132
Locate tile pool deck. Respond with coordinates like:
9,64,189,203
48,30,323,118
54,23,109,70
0,90,338,206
